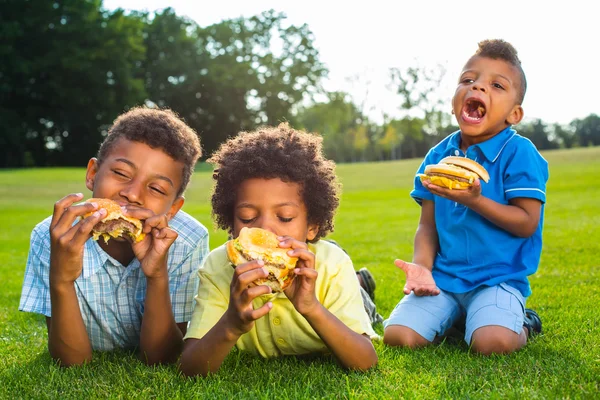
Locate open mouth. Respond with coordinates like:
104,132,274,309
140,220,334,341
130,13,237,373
462,99,486,122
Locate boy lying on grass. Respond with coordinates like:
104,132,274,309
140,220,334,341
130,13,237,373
179,123,379,377
19,107,208,366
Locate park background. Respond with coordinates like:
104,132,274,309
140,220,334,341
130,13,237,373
1,0,599,398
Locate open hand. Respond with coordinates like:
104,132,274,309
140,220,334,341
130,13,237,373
395,259,440,296
278,236,319,316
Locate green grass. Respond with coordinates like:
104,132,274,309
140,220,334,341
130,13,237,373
1,147,599,399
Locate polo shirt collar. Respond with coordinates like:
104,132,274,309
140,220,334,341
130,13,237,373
443,126,516,163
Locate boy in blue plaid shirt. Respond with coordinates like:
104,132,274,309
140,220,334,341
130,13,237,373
19,107,209,366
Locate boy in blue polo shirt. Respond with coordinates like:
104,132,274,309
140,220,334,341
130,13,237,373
383,39,548,355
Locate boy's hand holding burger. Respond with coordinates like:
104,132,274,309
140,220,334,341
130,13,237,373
418,156,489,207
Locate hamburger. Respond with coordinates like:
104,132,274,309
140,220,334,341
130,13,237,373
82,198,145,243
417,156,490,190
226,227,298,292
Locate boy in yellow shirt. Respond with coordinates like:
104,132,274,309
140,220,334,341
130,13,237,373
179,123,378,376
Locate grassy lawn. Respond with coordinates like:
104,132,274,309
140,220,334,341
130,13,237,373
1,147,598,398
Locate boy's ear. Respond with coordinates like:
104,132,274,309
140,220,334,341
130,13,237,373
166,196,185,221
506,104,524,125
85,158,98,191
306,223,319,242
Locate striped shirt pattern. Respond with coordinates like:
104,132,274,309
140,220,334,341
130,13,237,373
19,210,209,351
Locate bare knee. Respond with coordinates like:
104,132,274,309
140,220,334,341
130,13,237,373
470,326,524,355
383,326,430,348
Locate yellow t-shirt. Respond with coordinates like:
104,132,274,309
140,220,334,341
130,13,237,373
185,240,376,357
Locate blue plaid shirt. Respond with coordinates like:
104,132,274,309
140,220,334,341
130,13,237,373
19,210,209,351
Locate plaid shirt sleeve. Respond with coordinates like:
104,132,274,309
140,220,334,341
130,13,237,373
19,217,53,317
168,212,210,324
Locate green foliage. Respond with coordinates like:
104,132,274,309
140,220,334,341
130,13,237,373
0,0,147,167
0,3,597,167
571,114,600,147
0,147,599,398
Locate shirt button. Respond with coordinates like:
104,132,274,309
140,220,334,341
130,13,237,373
273,317,281,326
277,338,285,345
454,150,460,156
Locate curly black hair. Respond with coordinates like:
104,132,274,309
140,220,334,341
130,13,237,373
207,123,340,242
474,39,527,104
97,106,202,197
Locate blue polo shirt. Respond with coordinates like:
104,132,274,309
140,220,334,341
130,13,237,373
410,127,549,297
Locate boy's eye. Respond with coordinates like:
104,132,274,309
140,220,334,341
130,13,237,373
150,186,166,195
112,170,129,179
462,78,474,84
493,83,504,89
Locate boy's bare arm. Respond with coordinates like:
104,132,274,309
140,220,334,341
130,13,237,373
279,237,377,370
48,194,105,366
178,315,245,377
466,196,542,238
139,270,184,365
394,200,440,296
46,287,92,366
125,209,187,365
179,261,272,377
303,305,378,371
413,200,438,269
424,180,542,238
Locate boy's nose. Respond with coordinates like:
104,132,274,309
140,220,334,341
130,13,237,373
119,183,143,205
254,218,278,236
472,82,487,93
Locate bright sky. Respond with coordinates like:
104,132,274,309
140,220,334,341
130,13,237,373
105,0,599,126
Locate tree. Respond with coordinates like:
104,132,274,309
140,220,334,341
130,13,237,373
297,92,365,162
551,123,577,149
572,114,600,147
518,119,559,150
0,0,147,167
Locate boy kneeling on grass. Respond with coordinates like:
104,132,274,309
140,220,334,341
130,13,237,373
384,39,548,355
179,123,379,377
19,107,209,366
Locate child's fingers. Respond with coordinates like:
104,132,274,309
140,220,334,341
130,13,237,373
394,259,410,273
64,208,107,247
243,285,272,302
121,206,154,221
142,214,168,233
53,201,100,236
152,227,178,242
50,193,87,230
286,248,314,266
234,259,265,275
242,301,272,322
277,236,308,250
293,267,318,281
233,263,268,291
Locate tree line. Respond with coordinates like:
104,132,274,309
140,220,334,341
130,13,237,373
1,0,598,168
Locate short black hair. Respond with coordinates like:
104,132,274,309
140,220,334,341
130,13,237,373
208,123,340,242
475,39,527,104
97,107,201,196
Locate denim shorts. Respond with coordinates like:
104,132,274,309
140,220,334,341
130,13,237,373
383,283,526,344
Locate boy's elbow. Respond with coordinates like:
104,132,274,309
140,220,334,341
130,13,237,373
349,354,378,372
178,359,210,378
517,222,538,238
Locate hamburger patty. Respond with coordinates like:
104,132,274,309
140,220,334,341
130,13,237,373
429,172,472,183
94,219,137,233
